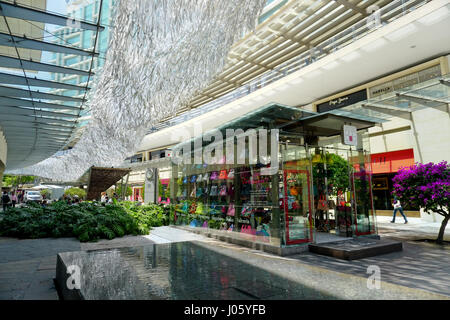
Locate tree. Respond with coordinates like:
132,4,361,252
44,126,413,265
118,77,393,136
116,184,132,199
64,187,87,199
393,161,450,244
2,175,35,187
40,189,50,199
313,153,350,195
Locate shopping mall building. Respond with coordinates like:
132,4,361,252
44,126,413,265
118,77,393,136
1,0,448,251
116,0,450,250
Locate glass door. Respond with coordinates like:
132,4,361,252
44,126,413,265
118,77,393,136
282,169,313,244
348,149,377,236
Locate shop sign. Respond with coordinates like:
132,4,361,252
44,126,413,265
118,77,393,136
342,125,357,146
368,65,441,98
316,89,367,113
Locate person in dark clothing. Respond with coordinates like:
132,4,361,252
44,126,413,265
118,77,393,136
2,191,11,212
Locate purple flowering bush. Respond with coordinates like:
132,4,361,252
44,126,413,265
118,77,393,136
393,161,449,244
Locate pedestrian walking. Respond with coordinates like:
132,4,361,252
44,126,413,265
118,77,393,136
391,196,408,224
2,191,11,212
11,192,17,208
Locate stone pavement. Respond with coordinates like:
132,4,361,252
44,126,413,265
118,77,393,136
0,237,81,300
1,224,450,300
376,216,450,241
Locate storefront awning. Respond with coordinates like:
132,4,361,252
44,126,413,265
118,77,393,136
174,103,378,151
330,73,450,121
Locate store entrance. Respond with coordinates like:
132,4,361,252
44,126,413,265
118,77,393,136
281,145,376,244
310,146,376,241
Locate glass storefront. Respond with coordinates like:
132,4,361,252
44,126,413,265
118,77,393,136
168,104,378,248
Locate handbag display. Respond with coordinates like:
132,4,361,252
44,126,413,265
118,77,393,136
209,185,218,196
190,184,197,198
241,204,252,218
196,187,203,198
227,203,235,216
317,195,329,211
289,186,299,196
196,174,203,183
210,171,219,180
203,172,209,181
219,170,228,180
219,184,227,196
227,169,235,179
195,202,204,214
228,185,235,198
190,175,197,183
209,203,220,215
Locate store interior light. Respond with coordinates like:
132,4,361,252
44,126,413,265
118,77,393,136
417,6,449,26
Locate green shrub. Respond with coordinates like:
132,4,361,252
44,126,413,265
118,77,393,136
64,187,87,199
0,200,172,242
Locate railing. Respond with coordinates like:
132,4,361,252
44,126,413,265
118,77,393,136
148,0,428,133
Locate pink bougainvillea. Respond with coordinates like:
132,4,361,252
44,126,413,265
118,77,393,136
393,161,449,243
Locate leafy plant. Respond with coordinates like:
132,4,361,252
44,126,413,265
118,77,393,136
40,189,50,199
64,187,87,199
313,153,350,195
2,175,35,187
116,184,132,198
393,161,450,244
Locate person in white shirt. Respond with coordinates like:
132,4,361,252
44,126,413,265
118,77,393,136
391,196,408,224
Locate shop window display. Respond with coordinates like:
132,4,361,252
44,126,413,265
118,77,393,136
168,103,378,248
172,159,277,245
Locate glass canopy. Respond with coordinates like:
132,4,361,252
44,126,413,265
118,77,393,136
330,72,450,121
0,0,107,170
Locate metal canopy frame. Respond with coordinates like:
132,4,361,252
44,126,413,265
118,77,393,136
330,73,450,121
0,0,105,170
153,0,429,131
0,55,93,76
0,85,85,101
0,1,105,32
0,72,89,90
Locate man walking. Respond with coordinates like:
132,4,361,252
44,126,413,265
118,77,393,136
2,191,11,212
391,196,408,224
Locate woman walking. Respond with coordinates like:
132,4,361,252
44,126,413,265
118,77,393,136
11,192,17,208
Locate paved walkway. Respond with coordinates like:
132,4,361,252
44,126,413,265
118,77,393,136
0,237,81,300
376,216,450,241
1,224,449,300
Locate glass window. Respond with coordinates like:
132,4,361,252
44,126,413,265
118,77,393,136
83,31,93,48
84,4,93,21
67,35,80,44
65,56,79,66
